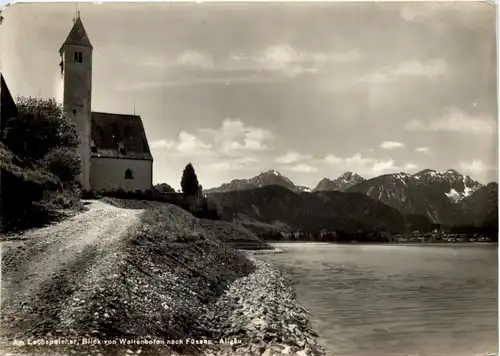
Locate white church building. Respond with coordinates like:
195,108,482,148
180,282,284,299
59,14,153,192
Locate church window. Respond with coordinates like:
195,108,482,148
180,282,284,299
91,140,97,153
125,169,133,180
74,51,83,63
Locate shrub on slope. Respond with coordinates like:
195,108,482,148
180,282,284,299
1,97,83,231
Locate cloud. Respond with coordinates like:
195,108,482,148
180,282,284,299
203,118,274,156
400,3,449,23
325,153,375,166
176,51,214,69
210,156,259,171
138,56,165,68
405,163,418,171
415,146,430,153
228,45,363,78
360,59,448,84
176,132,212,154
136,50,214,69
119,45,362,90
405,108,497,134
324,153,398,175
380,141,405,150
150,139,174,149
285,163,319,173
151,131,212,156
459,159,494,173
115,75,282,91
344,153,376,166
372,159,398,174
400,2,492,28
275,151,313,164
152,118,274,162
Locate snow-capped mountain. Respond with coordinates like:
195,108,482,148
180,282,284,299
413,169,481,202
313,172,365,192
204,170,310,194
204,167,496,233
346,169,485,225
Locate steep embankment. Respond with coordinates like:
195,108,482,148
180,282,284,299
1,199,323,356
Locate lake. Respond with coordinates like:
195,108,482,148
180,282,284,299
259,243,498,356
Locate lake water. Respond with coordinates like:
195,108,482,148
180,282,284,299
259,243,498,356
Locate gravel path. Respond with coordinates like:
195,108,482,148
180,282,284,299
1,200,143,342
0,200,325,356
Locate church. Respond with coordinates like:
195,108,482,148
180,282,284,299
58,14,153,192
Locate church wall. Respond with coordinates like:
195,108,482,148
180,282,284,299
90,157,152,192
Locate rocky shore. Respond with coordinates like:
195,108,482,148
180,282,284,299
202,255,326,356
1,199,325,356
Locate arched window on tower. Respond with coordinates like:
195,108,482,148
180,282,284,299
91,140,97,153
125,169,133,180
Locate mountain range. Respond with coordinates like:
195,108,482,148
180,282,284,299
345,169,484,226
204,170,311,194
313,172,365,192
207,185,408,234
205,169,498,234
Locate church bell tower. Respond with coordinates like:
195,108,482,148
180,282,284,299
59,12,93,190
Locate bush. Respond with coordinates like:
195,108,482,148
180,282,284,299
81,189,103,200
202,197,221,220
154,183,175,193
39,147,82,183
0,97,80,230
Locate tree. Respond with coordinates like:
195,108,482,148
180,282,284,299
180,163,199,196
4,97,79,164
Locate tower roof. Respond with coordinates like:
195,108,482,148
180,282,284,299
59,15,93,53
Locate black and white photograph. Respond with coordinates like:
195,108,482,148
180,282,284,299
0,1,498,356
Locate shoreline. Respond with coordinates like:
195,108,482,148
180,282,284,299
259,240,498,245
202,252,326,356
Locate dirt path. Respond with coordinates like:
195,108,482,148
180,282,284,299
1,200,143,341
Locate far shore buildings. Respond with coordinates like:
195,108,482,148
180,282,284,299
1,14,154,194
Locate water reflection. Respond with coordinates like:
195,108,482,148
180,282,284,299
260,243,498,356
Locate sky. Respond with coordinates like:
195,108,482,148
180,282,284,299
0,1,498,190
